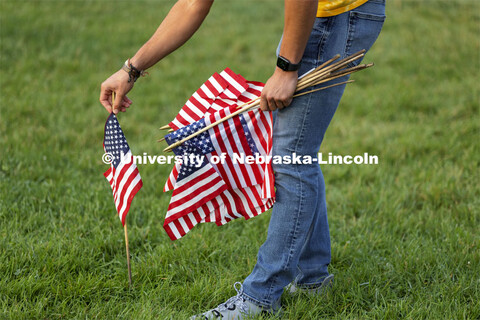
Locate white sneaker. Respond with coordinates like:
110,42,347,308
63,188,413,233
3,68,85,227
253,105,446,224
286,274,334,295
190,282,282,320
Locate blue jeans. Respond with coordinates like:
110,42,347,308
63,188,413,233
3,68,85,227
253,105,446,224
241,0,386,308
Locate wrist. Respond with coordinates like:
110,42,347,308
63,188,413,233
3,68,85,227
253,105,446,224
121,58,148,83
274,67,298,77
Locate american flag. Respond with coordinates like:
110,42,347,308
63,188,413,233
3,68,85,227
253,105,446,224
103,113,143,225
163,69,274,240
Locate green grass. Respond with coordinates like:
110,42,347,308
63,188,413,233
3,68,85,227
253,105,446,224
0,0,479,319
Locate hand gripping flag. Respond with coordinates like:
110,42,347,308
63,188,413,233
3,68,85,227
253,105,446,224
162,69,274,240
103,113,143,225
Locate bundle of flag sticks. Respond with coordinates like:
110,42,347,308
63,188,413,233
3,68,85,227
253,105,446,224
160,49,372,152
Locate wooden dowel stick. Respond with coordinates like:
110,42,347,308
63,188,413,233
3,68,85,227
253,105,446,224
292,80,354,98
296,53,365,91
298,64,372,91
112,92,116,112
297,50,365,88
164,101,260,152
296,61,368,92
112,91,133,288
235,96,261,109
298,50,364,87
112,92,132,288
329,62,373,78
159,125,170,130
297,54,341,84
124,222,132,288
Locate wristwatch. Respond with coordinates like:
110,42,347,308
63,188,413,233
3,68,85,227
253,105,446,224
276,56,301,72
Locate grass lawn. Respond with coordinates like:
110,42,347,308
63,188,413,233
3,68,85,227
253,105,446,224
0,0,479,319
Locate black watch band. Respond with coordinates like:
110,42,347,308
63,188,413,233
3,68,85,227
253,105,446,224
277,56,301,72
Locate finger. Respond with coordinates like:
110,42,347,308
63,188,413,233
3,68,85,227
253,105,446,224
275,98,286,110
121,100,131,109
112,92,125,114
123,95,133,104
260,94,269,111
122,96,132,107
284,97,293,108
267,97,278,111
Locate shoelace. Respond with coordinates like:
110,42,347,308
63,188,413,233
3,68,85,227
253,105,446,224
216,282,249,315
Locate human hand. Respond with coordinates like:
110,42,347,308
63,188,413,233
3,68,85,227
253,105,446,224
99,70,134,114
260,68,298,111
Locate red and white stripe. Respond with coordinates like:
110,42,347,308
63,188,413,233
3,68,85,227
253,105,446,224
163,162,180,192
164,164,228,226
164,185,275,240
217,68,249,102
205,105,264,190
103,150,143,226
169,72,229,130
237,81,274,198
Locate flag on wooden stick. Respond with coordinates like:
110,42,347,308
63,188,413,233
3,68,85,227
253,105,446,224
103,113,143,225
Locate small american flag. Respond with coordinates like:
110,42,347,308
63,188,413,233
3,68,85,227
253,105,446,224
163,70,274,240
103,113,143,225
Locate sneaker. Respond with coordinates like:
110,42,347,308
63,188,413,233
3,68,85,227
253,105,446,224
286,274,334,295
190,282,282,320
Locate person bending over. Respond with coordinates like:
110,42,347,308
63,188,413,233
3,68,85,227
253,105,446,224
99,0,385,318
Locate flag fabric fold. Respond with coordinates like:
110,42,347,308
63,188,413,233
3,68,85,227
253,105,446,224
163,69,275,240
168,68,248,130
103,113,143,225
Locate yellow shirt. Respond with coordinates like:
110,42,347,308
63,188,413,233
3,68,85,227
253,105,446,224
317,0,369,17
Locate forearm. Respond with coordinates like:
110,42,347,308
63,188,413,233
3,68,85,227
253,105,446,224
130,0,214,70
278,0,317,64
259,0,317,111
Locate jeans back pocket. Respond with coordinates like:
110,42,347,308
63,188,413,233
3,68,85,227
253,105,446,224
345,2,386,60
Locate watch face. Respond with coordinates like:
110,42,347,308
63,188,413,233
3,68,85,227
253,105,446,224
277,57,289,71
277,56,300,71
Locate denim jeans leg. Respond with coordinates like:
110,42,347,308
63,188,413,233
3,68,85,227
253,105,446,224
242,91,330,308
295,0,386,287
294,166,331,286
241,0,386,307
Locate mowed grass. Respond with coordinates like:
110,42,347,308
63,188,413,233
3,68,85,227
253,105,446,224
0,0,479,319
